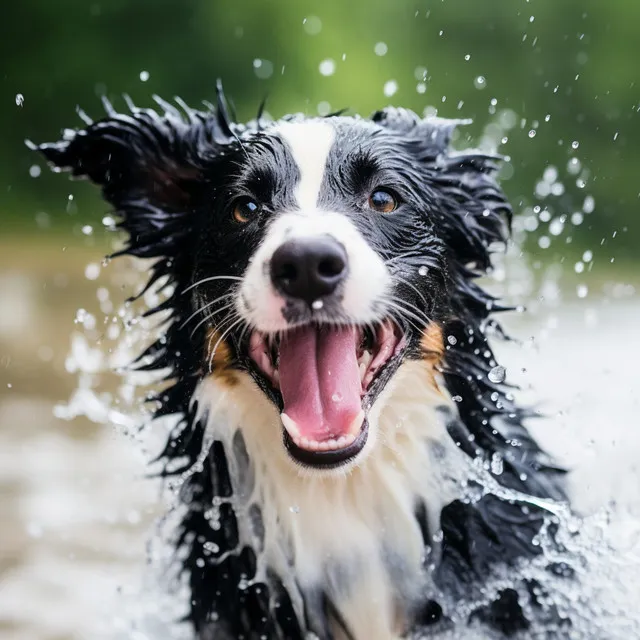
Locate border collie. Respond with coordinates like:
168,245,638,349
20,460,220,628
33,86,571,639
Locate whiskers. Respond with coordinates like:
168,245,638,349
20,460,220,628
181,275,244,296
381,286,433,337
177,275,251,370
382,262,435,335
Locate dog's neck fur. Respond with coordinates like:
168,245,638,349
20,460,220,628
194,360,470,639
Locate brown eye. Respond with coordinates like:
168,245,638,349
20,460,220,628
368,189,397,213
233,198,260,223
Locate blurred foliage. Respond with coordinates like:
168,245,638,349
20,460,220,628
1,0,637,258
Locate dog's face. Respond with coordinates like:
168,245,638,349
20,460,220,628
35,99,510,473
191,115,459,471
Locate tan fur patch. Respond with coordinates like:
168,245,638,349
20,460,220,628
204,327,238,386
420,322,445,390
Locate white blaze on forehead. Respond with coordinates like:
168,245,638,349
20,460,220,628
276,121,335,211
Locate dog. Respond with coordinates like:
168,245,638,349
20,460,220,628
33,86,572,639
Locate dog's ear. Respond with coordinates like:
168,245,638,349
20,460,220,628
30,94,236,260
372,106,511,269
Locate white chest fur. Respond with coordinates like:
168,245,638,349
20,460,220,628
194,361,467,639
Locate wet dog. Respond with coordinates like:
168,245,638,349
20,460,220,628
34,87,570,639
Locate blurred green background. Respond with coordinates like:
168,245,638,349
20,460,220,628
1,0,638,262
1,3,639,638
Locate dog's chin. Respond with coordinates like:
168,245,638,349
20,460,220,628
246,318,407,471
283,418,370,471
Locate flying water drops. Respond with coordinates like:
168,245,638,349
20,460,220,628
488,365,506,384
319,59,336,76
474,75,487,90
302,15,322,35
374,42,388,56
383,80,398,97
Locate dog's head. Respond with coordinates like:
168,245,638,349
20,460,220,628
34,90,515,475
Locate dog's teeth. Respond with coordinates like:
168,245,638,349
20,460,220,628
359,362,367,382
281,413,301,440
346,410,365,438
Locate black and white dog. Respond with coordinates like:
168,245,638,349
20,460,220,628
34,87,571,639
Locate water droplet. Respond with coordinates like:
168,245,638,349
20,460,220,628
85,263,101,280
15,93,24,107
574,261,585,274
577,284,588,298
567,157,581,174
29,165,41,178
582,250,593,262
473,75,486,90
418,266,429,276
302,15,322,35
414,66,427,81
374,42,388,56
139,70,150,82
464,54,471,61
311,299,323,310
383,80,398,97
253,58,274,79
538,236,551,249
488,365,506,384
447,335,457,345
542,166,558,183
451,395,463,403
317,101,331,116
528,129,537,138
549,218,564,236
490,452,503,475
571,140,580,149
319,58,336,76
416,82,427,94
571,212,584,226
583,195,595,213
81,225,93,236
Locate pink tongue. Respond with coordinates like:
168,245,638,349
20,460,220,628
279,326,362,442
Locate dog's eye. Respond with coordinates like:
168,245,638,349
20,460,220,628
233,198,261,224
368,189,397,214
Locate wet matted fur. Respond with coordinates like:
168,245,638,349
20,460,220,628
33,86,571,639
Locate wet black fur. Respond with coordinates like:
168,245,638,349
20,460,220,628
33,86,571,639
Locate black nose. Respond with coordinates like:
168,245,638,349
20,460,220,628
270,236,348,304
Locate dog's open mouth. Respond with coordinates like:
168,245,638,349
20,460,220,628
248,319,406,468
